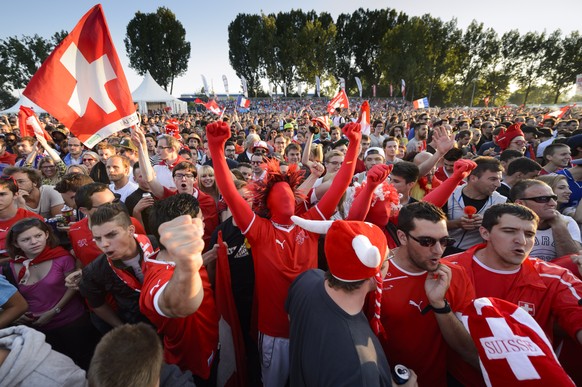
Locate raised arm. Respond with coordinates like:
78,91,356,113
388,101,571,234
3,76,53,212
418,127,455,177
301,130,315,167
157,215,205,318
316,122,361,218
207,121,254,231
347,164,392,221
423,159,476,207
131,127,165,199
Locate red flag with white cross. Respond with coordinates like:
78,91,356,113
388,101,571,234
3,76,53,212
23,4,138,148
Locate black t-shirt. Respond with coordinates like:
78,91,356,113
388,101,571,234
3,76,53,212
125,187,153,234
210,217,255,335
442,192,488,215
286,270,392,387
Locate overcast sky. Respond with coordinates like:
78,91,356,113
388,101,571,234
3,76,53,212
2,0,580,96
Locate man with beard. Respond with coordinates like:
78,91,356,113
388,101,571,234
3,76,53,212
106,155,138,203
406,123,428,153
378,202,477,386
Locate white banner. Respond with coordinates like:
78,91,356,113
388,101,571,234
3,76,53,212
315,76,320,97
577,74,582,95
201,75,210,97
222,75,229,97
355,77,363,98
241,76,248,98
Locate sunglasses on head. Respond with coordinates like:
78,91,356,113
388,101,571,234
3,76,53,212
519,195,557,203
407,233,456,248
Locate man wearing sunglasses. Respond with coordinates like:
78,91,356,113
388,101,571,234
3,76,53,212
510,179,581,262
378,202,477,386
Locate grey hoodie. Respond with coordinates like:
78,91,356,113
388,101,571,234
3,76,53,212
0,325,87,387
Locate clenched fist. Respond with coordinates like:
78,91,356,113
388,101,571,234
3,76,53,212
159,215,205,272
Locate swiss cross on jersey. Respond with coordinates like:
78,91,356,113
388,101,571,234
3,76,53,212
462,297,574,386
23,4,138,148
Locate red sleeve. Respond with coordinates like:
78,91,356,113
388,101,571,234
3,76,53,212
541,263,582,339
158,186,177,200
131,217,146,235
140,260,174,319
197,191,219,252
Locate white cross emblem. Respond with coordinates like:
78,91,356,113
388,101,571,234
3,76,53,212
518,301,535,316
60,43,118,116
480,317,544,380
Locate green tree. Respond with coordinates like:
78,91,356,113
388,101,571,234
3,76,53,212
542,30,582,103
0,31,66,109
514,31,546,105
228,14,264,97
480,30,520,105
124,7,190,94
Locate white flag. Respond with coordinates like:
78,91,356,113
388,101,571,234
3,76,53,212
222,75,229,97
298,83,303,97
241,76,248,98
283,84,287,97
339,77,345,91
315,76,320,97
201,75,210,98
355,77,363,98
268,83,273,98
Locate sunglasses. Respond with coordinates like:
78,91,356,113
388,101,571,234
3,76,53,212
407,233,456,248
519,195,557,203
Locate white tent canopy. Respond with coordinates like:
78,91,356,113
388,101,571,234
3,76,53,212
132,71,188,114
0,94,46,114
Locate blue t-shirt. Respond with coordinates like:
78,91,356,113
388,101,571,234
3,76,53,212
0,274,17,307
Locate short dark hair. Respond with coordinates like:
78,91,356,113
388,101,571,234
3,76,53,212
55,173,94,193
470,156,503,178
0,176,18,194
324,270,365,291
499,149,524,163
90,202,132,229
284,143,301,156
443,147,463,161
6,218,59,259
382,136,398,148
543,143,570,160
481,203,539,231
172,161,198,178
506,157,541,176
509,179,549,202
149,194,200,251
397,202,446,234
391,161,420,184
88,323,163,387
75,182,110,210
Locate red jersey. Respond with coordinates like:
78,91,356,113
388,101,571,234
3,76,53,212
0,208,44,252
244,206,324,338
444,244,582,385
69,217,146,267
379,259,474,387
159,187,219,252
139,254,219,380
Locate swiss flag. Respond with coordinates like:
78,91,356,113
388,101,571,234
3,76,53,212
195,98,223,116
327,89,349,114
215,231,248,387
18,106,52,142
543,104,576,120
23,4,138,148
357,100,371,135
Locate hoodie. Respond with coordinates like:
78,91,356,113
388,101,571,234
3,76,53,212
0,325,87,387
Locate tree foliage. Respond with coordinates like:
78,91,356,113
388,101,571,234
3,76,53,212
124,7,190,94
0,31,66,109
228,8,582,106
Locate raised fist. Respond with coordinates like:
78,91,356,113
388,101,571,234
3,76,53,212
453,159,477,177
159,215,204,272
367,164,392,185
206,121,231,148
342,122,362,142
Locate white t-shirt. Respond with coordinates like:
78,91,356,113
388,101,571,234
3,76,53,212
530,214,581,261
110,181,139,203
25,185,65,219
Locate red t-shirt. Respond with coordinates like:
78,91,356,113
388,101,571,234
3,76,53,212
159,187,219,252
69,217,146,267
0,208,44,252
139,255,219,380
244,206,324,338
379,259,474,387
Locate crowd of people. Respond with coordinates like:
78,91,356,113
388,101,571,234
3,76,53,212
0,100,581,386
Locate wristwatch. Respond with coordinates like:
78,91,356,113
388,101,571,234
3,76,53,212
431,299,452,314
53,307,62,314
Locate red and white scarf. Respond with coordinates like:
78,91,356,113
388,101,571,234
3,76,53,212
13,246,70,285
106,234,158,292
